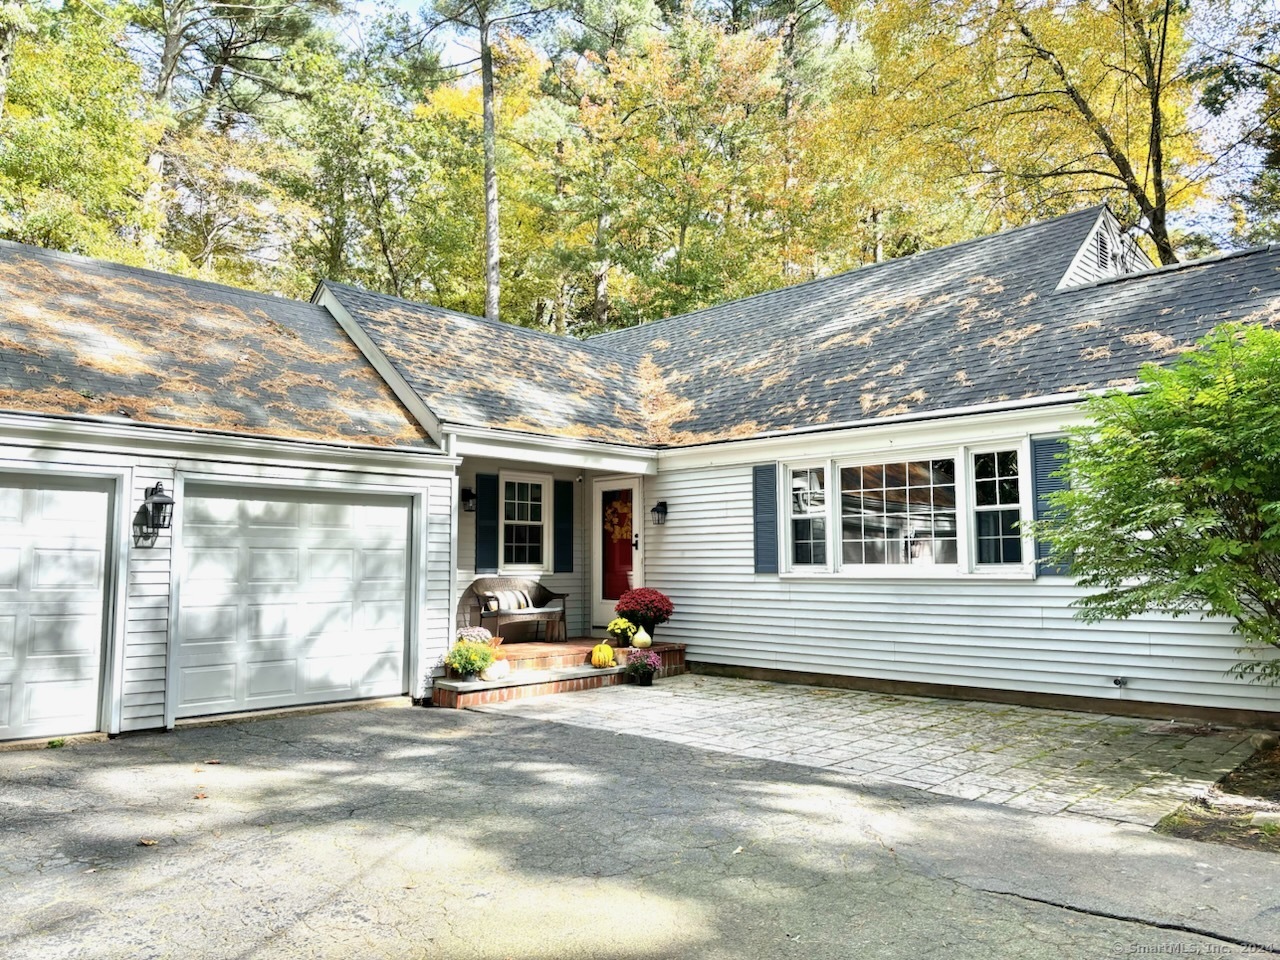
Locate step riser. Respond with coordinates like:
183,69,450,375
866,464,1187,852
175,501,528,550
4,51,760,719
457,646,685,676
433,666,685,709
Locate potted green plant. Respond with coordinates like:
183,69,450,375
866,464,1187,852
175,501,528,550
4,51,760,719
606,617,638,646
444,637,495,682
615,588,674,638
624,648,663,686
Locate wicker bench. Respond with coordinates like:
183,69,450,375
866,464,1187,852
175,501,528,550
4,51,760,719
463,576,569,642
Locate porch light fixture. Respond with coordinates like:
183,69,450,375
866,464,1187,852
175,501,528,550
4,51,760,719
651,501,668,525
460,487,478,513
142,483,175,532
133,482,175,548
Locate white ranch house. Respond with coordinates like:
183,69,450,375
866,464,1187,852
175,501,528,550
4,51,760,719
1,205,1278,743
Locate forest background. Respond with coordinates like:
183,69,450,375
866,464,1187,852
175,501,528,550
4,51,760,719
1,0,1278,334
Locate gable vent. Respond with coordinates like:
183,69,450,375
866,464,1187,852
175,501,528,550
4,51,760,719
1095,230,1111,271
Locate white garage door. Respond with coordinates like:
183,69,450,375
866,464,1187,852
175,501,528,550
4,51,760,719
174,486,412,718
0,475,111,741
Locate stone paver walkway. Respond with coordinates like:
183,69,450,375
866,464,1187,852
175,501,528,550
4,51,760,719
475,674,1257,825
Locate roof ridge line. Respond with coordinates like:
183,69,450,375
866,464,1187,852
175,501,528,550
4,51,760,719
321,280,637,362
0,239,306,309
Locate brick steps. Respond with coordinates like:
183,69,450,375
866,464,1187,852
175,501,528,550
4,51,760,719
431,640,686,709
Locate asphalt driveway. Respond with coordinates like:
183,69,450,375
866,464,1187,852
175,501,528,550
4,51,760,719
1,701,1278,959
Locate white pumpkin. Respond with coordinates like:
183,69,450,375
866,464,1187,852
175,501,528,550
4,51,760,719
480,659,511,682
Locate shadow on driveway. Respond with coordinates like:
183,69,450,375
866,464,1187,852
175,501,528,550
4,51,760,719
1,704,1277,959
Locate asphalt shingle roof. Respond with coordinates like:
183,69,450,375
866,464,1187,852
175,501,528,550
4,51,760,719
0,242,432,448
581,208,1280,444
325,205,1280,447
321,281,653,446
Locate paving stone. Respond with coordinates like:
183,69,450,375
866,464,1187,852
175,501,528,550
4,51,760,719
474,675,1256,824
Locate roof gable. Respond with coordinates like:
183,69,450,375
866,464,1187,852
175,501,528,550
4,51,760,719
0,242,432,449
319,281,653,446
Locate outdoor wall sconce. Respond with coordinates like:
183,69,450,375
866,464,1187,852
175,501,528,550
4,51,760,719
133,482,175,547
460,487,478,512
651,501,668,525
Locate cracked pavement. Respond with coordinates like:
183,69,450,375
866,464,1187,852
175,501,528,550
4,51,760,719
1,701,1277,959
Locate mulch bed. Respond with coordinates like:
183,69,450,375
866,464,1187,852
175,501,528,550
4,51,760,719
1155,740,1280,853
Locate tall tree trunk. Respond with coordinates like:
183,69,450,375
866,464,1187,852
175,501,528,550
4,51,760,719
0,1,25,118
592,167,611,327
480,17,500,321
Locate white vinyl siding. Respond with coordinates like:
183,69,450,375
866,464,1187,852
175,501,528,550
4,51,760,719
644,459,1280,715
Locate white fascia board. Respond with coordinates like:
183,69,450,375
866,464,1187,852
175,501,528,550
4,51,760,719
655,398,1093,470
313,286,447,447
450,426,657,475
0,411,460,477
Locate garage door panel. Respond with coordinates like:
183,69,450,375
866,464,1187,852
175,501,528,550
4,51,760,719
306,601,352,642
362,549,405,582
309,503,354,529
247,659,297,699
179,605,237,643
28,612,102,657
175,488,411,718
33,548,102,590
249,603,295,640
188,548,239,583
244,499,300,528
24,677,96,726
309,549,354,582
302,656,353,694
358,504,408,529
0,487,19,520
0,548,18,590
249,548,299,584
179,664,238,705
355,654,402,690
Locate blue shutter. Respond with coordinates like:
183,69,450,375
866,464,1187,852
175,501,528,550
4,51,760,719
475,474,499,574
753,464,780,574
1032,437,1070,576
553,479,574,573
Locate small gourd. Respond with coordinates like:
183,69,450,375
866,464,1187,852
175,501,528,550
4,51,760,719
631,627,652,649
591,643,616,668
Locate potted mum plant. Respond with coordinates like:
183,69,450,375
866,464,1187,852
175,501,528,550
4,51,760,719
444,634,495,682
606,617,638,647
624,648,663,686
615,588,674,639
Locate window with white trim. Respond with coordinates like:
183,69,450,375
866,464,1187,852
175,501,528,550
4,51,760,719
789,466,827,566
782,443,1030,575
500,472,551,570
841,459,958,565
972,450,1022,565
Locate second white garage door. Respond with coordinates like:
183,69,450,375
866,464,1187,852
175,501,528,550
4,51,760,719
173,486,412,719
